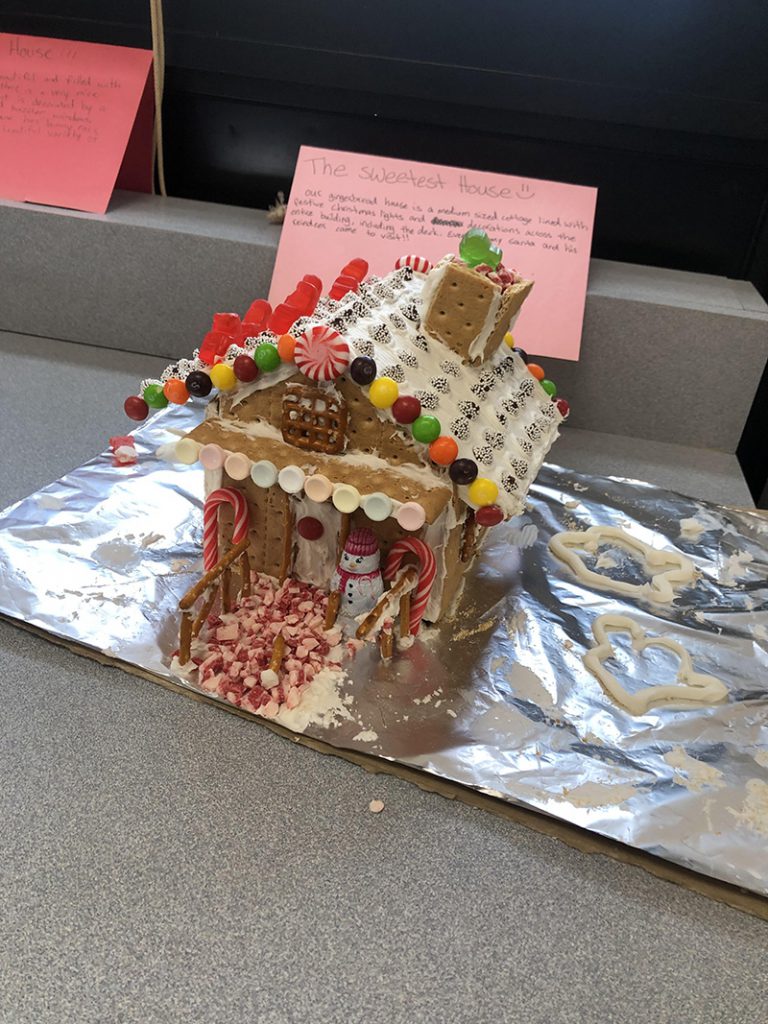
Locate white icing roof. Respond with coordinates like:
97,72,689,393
154,264,564,519
286,265,563,518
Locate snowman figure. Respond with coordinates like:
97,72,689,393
331,528,384,619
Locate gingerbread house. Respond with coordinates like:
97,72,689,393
124,237,569,666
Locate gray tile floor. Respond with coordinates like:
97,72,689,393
1,332,766,1024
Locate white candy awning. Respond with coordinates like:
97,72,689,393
183,419,453,526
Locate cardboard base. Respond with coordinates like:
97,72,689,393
5,612,766,923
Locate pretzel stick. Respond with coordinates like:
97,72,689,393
460,511,477,563
239,549,251,599
325,590,341,629
270,634,285,673
179,611,193,665
399,590,411,638
192,587,217,638
179,536,249,610
280,503,294,582
222,565,231,613
356,565,419,640
379,622,394,659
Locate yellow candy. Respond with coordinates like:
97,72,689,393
209,362,236,391
467,477,499,507
369,376,399,409
503,332,515,348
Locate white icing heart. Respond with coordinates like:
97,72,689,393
583,614,728,715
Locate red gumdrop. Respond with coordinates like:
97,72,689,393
476,505,504,527
329,275,358,300
289,280,319,310
297,516,324,541
284,287,313,315
212,312,241,334
300,279,321,311
199,330,233,366
556,398,570,418
244,299,272,329
238,321,262,342
124,395,149,421
268,303,300,335
303,274,322,293
341,258,368,282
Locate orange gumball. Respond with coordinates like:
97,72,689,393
429,435,459,466
163,378,190,404
277,333,297,362
527,362,545,381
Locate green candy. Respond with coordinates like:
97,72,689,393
254,343,281,372
411,414,441,444
458,228,504,270
540,379,557,398
486,244,503,270
143,383,168,409
459,227,491,268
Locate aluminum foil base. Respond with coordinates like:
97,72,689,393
1,405,766,896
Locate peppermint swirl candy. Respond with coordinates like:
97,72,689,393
294,326,351,381
395,254,432,274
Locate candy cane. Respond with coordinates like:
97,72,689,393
384,538,436,635
395,254,432,274
294,326,350,381
203,487,250,570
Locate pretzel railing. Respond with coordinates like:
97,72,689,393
178,536,251,665
354,565,420,658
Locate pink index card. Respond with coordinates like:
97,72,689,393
0,33,153,214
270,146,598,361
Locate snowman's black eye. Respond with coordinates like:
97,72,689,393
356,557,362,563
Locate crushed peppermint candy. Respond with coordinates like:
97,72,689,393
189,574,358,718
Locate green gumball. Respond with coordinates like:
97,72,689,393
143,383,168,409
411,414,441,444
254,343,281,373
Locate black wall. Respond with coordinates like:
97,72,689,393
3,1,768,493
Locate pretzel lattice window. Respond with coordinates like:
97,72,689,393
281,383,347,454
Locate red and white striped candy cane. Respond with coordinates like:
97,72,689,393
294,326,350,381
384,538,436,635
394,254,432,274
203,487,249,570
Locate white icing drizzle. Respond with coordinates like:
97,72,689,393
549,525,696,604
203,467,222,498
230,362,297,408
422,501,459,621
215,418,284,443
583,614,729,715
467,290,502,362
292,495,340,588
